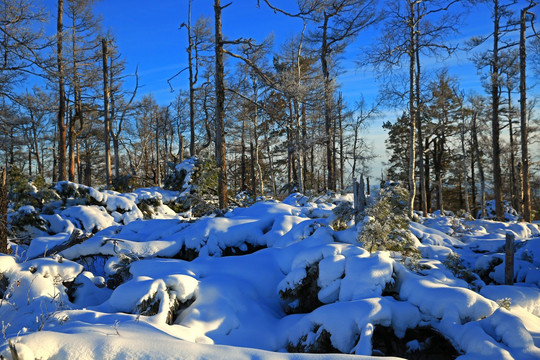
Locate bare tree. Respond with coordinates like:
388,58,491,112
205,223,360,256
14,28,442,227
519,1,536,222
0,0,47,100
311,0,378,191
214,0,228,208
57,0,67,181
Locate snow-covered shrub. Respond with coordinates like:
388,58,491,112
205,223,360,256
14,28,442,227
279,261,323,314
287,324,339,353
136,197,162,219
330,201,355,231
8,206,48,242
163,157,197,193
164,157,219,216
357,184,420,260
371,325,459,358
235,191,255,207
443,252,480,288
6,167,53,210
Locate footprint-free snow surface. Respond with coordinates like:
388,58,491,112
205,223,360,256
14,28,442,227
1,192,540,359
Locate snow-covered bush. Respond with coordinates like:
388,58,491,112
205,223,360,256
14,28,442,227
330,201,355,231
357,184,420,260
8,205,48,242
443,252,481,289
164,157,219,217
279,261,323,314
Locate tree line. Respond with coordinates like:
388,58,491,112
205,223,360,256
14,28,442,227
0,0,538,221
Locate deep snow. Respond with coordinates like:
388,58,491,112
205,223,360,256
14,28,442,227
0,188,539,360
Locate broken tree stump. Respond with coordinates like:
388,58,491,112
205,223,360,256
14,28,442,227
505,232,515,285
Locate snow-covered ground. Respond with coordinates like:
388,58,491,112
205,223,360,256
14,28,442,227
1,186,539,360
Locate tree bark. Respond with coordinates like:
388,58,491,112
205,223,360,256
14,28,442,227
241,118,246,191
338,94,345,190
102,38,112,187
250,142,257,200
472,112,486,218
461,117,470,214
520,5,532,222
214,0,228,208
0,168,7,254
321,13,335,191
415,17,427,217
506,82,518,210
491,0,504,221
187,0,196,157
56,0,67,181
407,0,417,218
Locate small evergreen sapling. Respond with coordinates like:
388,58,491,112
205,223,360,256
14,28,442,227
357,184,420,260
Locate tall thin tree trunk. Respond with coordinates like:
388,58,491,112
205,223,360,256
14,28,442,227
520,5,532,222
416,20,427,217
250,142,257,200
294,100,304,194
461,116,470,214
251,77,264,196
187,0,196,157
407,0,417,218
264,125,277,196
471,146,477,216
0,168,7,254
214,0,227,208
321,13,335,191
472,112,486,218
155,114,161,187
68,109,75,182
425,138,431,213
338,94,344,190
102,38,112,187
241,118,246,191
57,0,67,181
491,0,504,221
507,82,518,210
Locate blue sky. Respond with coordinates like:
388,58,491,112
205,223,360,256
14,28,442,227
87,0,534,178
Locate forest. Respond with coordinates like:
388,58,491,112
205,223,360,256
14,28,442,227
1,0,539,220
1,1,540,359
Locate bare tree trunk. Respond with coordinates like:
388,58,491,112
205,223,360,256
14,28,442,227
520,5,532,222
472,112,486,218
321,13,335,191
250,142,256,200
241,118,246,191
471,147,477,216
52,126,58,183
214,0,228,208
491,0,504,221
251,77,264,196
416,22,427,217
68,108,76,182
338,94,345,190
57,0,67,181
264,125,277,196
294,100,304,194
155,113,161,187
461,116,470,214
407,0,417,218
507,82,518,211
187,0,197,157
0,167,7,254
301,103,307,190
425,138,431,213
102,38,112,187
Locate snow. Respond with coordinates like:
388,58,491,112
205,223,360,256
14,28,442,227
2,185,540,359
